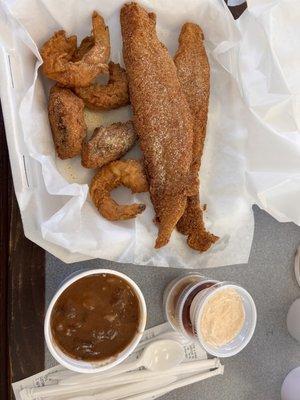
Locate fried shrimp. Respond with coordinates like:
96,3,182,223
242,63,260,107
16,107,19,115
73,12,110,62
90,160,148,221
41,12,110,87
82,121,137,168
74,62,129,110
48,85,87,159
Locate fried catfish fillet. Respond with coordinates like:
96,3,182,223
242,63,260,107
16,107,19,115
175,23,218,251
121,3,195,248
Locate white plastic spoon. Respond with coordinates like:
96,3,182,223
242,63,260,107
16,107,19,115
131,339,185,372
60,339,185,386
135,331,188,351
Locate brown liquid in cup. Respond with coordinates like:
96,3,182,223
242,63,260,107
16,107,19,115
181,281,215,335
50,274,141,362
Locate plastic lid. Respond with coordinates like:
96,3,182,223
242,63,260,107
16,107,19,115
191,283,257,358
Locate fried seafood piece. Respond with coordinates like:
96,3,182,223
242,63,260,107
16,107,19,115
74,62,129,110
41,11,110,87
90,160,148,221
121,3,195,248
48,85,87,159
174,23,218,251
82,121,137,168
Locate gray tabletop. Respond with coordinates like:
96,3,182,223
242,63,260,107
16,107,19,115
46,206,300,400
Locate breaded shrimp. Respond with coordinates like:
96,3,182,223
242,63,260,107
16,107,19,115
90,160,148,221
75,62,129,110
41,12,110,87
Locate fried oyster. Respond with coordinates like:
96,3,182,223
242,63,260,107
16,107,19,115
48,85,87,159
82,121,137,168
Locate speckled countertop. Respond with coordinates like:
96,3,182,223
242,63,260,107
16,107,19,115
46,206,300,400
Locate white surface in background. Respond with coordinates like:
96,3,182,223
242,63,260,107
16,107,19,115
0,0,299,267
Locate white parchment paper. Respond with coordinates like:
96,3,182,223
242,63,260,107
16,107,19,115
0,0,299,267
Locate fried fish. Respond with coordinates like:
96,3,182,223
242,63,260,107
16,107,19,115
174,23,218,251
121,3,195,248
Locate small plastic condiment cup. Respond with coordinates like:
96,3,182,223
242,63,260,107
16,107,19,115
44,269,147,373
190,282,257,357
163,273,204,331
175,279,219,341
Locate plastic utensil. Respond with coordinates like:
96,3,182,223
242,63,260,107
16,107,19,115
65,376,176,400
36,359,220,398
21,358,220,399
131,339,185,372
120,365,224,400
61,339,185,386
49,333,186,383
135,331,188,350
21,374,175,399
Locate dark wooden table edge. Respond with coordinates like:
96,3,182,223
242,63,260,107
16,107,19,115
1,106,46,399
0,2,246,399
1,102,12,400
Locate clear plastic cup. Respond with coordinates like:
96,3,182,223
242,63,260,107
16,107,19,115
164,274,257,358
163,273,204,331
190,283,257,357
174,279,218,340
45,269,147,373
